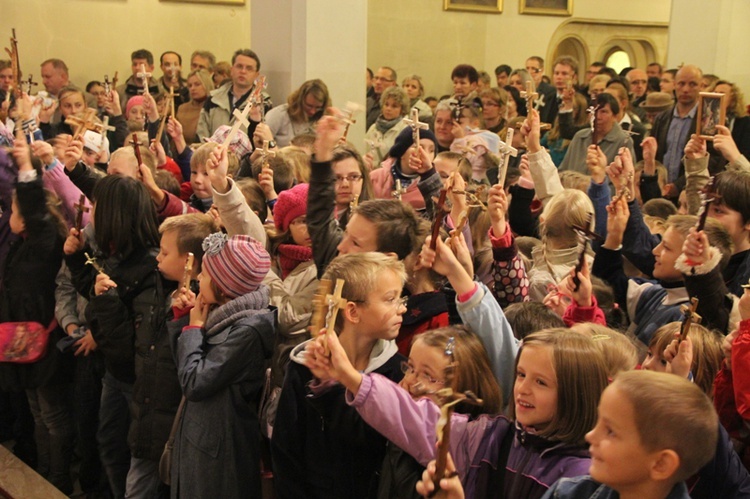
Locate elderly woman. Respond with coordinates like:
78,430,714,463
401,74,433,121
177,69,214,143
265,79,331,147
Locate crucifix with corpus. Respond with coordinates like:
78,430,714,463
74,194,89,232
249,75,267,122
260,140,277,169
403,107,429,147
137,64,152,96
96,116,116,151
587,104,602,146
22,74,37,95
496,130,518,187
571,214,602,292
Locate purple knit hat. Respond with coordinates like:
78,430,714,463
273,183,309,232
201,233,270,299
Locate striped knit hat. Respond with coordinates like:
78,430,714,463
201,233,270,299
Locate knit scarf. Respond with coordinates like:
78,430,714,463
204,285,270,337
375,115,403,134
277,244,313,279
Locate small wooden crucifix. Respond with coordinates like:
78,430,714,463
4,29,22,98
260,140,277,169
136,64,152,95
65,108,98,140
678,297,700,342
130,133,144,166
571,214,603,291
520,81,538,119
167,85,176,119
74,194,89,232
95,116,116,151
322,279,347,355
430,188,450,251
392,179,407,201
431,387,483,495
403,107,429,147
496,129,518,187
696,177,719,233
337,101,363,143
587,104,601,146
84,252,106,275
111,71,119,92
103,74,112,96
181,252,195,291
248,75,267,121
308,279,333,338
22,74,37,95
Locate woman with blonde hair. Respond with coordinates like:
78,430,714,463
177,69,214,143
266,79,331,147
401,74,433,121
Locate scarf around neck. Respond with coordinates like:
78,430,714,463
277,244,313,279
204,284,270,337
376,115,403,134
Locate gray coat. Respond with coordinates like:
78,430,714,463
169,306,275,499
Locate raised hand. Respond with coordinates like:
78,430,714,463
205,145,230,193
63,227,85,255
30,140,55,166
487,184,508,237
559,258,593,308
681,227,711,267
713,125,741,163
62,136,84,171
415,453,464,499
314,111,345,162
586,144,607,184
662,334,694,379
94,272,117,296
684,133,707,160
603,195,630,250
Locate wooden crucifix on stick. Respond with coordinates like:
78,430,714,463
249,75,267,122
496,129,518,187
403,107,429,147
429,188,450,251
309,279,347,356
130,133,144,166
571,214,603,292
22,74,37,95
260,140,276,169
587,104,601,146
137,64,152,95
95,116,116,151
4,29,22,99
74,194,89,232
678,297,700,342
337,102,363,143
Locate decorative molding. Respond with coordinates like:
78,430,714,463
443,0,503,14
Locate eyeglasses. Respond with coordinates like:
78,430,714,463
401,361,445,386
526,67,542,74
334,173,363,184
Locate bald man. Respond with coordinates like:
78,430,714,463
650,64,702,197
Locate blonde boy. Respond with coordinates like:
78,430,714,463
271,252,407,499
544,370,717,499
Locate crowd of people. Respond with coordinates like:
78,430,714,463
1,45,750,499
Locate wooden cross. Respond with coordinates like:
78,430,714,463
497,127,517,187
84,252,106,274
111,71,119,91
4,29,21,98
392,179,407,201
168,85,176,119
95,116,115,151
696,177,719,233
22,74,37,95
587,104,601,146
678,297,700,342
404,107,429,147
130,133,144,166
260,140,277,169
103,74,112,95
571,214,603,291
154,97,172,148
430,188,450,250
321,279,347,356
612,171,634,204
309,279,333,338
249,75,267,121
181,252,195,291
337,101,363,142
520,81,538,118
137,64,152,95
222,102,252,149
65,108,97,139
449,210,468,244
431,387,483,494
74,194,89,231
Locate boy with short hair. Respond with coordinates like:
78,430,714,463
271,252,407,499
156,213,217,284
543,370,718,499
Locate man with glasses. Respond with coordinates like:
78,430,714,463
525,56,557,124
627,68,649,109
197,48,272,140
366,66,397,129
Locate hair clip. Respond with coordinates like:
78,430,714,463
444,336,455,357
202,232,227,256
591,334,611,342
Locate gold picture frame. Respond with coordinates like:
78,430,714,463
519,0,572,16
696,92,727,140
160,0,245,5
443,0,503,14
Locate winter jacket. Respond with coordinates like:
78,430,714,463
364,119,408,166
307,157,344,278
349,373,591,499
265,103,317,147
542,476,690,499
271,339,405,499
170,289,275,499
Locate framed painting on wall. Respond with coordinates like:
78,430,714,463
519,0,572,16
160,0,245,5
444,0,503,14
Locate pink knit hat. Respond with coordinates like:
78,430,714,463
125,96,145,119
201,233,270,299
273,183,309,232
